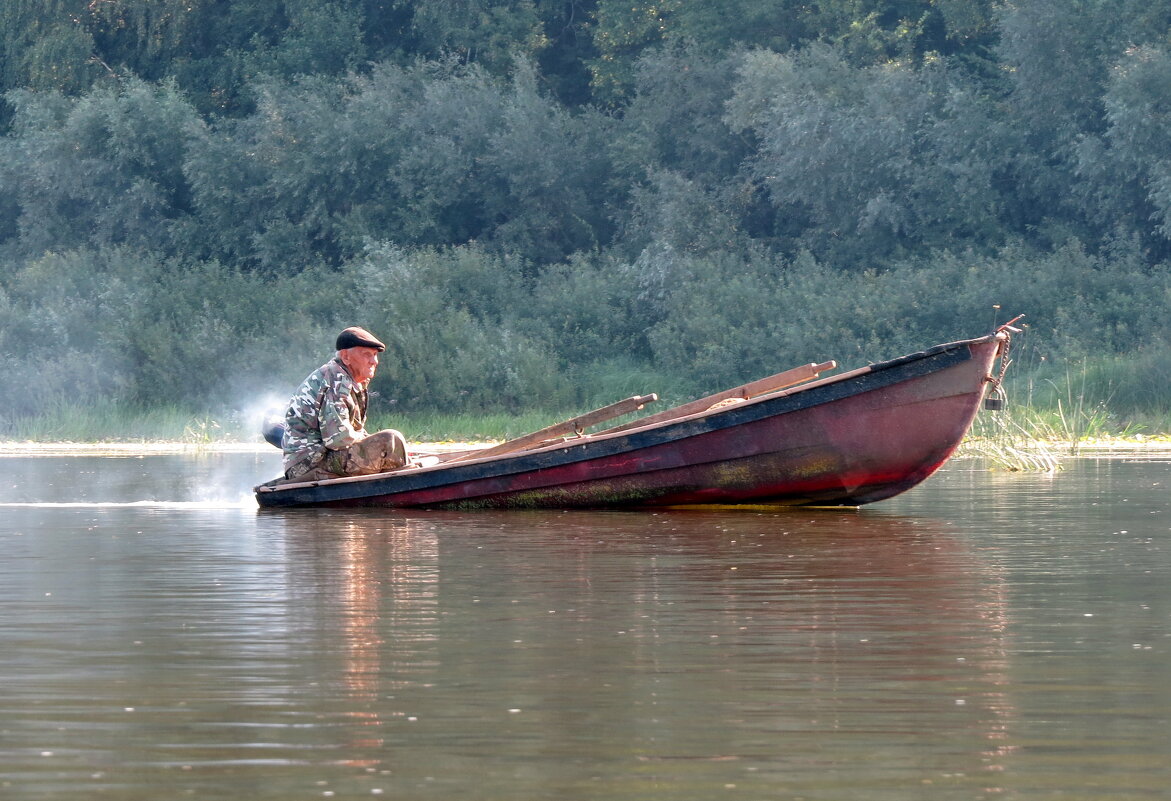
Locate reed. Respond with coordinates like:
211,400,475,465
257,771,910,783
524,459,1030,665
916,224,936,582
962,406,1061,472
1028,359,1156,453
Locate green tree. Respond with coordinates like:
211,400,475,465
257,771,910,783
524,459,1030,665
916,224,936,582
615,42,744,183
373,61,508,250
243,0,369,78
532,0,599,106
85,0,212,76
587,0,680,103
186,58,614,271
184,72,364,271
725,45,1006,266
993,0,1139,237
393,0,547,72
1094,44,1171,255
1,79,203,258
480,61,616,263
587,0,1000,105
1,0,103,126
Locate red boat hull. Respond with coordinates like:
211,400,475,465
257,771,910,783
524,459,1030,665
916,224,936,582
256,335,1005,509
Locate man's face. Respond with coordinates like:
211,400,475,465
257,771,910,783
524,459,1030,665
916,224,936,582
340,346,380,384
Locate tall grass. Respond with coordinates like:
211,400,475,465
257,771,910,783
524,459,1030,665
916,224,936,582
4,401,610,446
6,401,249,444
962,408,1061,471
1025,358,1155,453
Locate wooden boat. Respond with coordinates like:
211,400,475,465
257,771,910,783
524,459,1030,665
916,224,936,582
255,322,1018,510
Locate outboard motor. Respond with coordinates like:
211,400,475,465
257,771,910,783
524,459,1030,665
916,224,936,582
262,417,286,448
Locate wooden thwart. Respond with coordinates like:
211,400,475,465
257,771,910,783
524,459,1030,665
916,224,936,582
446,393,659,463
595,360,837,437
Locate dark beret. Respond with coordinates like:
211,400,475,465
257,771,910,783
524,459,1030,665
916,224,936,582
336,326,386,352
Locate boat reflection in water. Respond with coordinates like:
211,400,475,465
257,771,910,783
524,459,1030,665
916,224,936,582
260,506,1018,794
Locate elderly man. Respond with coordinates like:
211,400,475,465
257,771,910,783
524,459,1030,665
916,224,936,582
281,326,409,482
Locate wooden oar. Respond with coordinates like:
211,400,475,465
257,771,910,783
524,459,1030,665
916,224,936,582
593,360,837,437
445,394,659,463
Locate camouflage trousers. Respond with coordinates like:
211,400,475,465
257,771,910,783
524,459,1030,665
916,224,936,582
286,429,409,481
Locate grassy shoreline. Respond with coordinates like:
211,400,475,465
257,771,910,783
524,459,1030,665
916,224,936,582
5,403,1170,462
4,437,1171,459
3,404,573,447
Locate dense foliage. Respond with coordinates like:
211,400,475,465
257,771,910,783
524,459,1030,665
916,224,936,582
3,0,1171,432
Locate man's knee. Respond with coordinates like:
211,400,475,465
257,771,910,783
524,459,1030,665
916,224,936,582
367,429,407,457
344,430,408,475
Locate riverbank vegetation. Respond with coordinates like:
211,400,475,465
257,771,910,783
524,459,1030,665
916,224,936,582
3,1,1171,443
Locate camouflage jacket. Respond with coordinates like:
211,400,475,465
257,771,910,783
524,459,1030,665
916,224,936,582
282,357,369,474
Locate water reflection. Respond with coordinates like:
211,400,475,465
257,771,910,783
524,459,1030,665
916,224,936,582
248,506,1020,797
3,455,1171,799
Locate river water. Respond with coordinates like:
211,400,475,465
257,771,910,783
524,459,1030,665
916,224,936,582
1,451,1169,800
